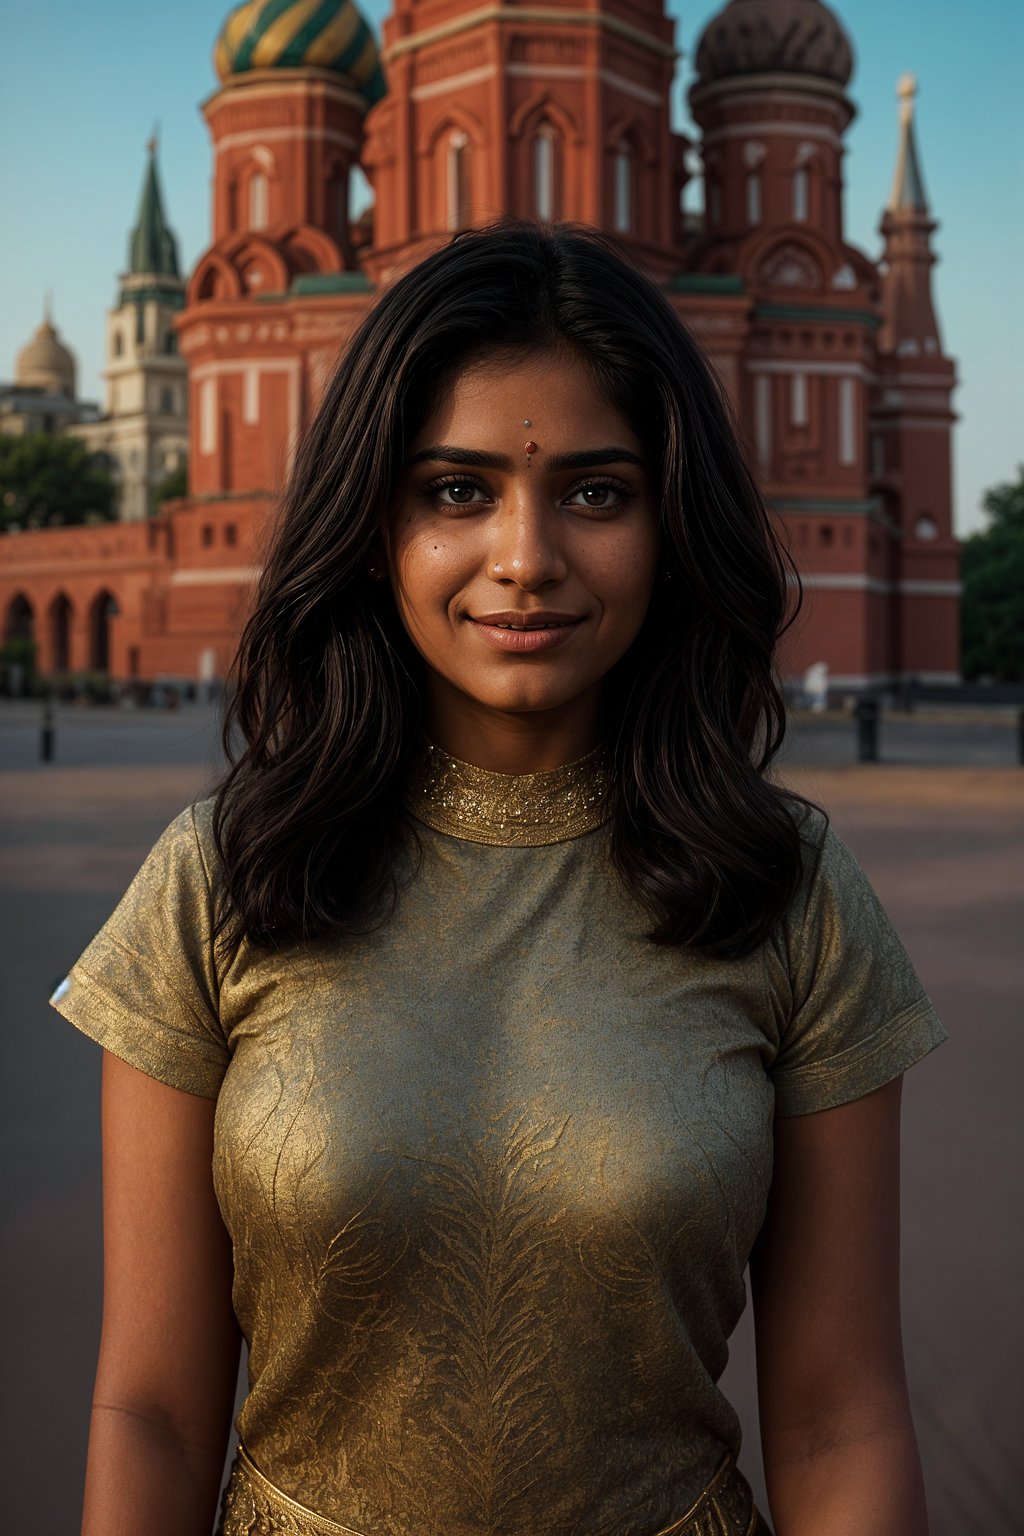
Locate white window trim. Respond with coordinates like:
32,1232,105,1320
249,171,269,231
535,125,556,221
447,130,469,232
755,375,772,466
746,171,761,226
614,140,632,233
199,379,217,456
839,376,857,466
793,165,809,222
791,372,808,426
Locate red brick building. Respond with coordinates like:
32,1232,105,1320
1,0,960,691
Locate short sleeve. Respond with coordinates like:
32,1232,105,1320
766,814,947,1117
48,801,229,1099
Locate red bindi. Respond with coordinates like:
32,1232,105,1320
525,441,538,455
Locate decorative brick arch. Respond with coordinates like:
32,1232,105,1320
189,250,243,305
741,227,835,296
604,113,656,166
230,145,278,233
229,234,291,296
419,108,485,232
510,93,581,147
281,224,343,276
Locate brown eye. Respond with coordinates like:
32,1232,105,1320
443,483,479,504
421,475,490,507
565,478,633,511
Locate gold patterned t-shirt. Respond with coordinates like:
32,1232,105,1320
49,742,945,1533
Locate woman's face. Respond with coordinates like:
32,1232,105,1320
387,348,661,758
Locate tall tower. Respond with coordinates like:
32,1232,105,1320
362,0,685,284
71,140,189,521
180,0,384,505
871,75,960,682
688,0,904,689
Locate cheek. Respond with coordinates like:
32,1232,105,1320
394,528,471,621
584,532,660,624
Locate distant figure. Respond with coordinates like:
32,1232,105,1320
804,661,830,712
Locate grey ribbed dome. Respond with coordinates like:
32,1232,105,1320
695,0,854,89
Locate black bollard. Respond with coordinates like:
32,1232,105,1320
854,696,880,763
41,693,55,762
1018,709,1024,767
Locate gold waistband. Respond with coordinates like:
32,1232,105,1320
217,1442,769,1536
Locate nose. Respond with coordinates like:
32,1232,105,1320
486,488,569,591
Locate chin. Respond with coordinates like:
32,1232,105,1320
470,678,592,715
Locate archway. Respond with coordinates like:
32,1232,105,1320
49,592,73,671
5,592,34,642
88,589,118,673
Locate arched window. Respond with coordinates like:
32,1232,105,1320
163,332,177,355
225,522,238,547
199,379,217,456
838,376,857,466
250,171,269,231
88,590,118,673
790,372,808,426
614,140,633,233
793,166,809,223
447,131,471,232
50,593,72,672
160,387,175,415
5,593,34,643
742,141,765,227
202,524,215,548
113,332,124,357
534,125,557,221
746,172,761,226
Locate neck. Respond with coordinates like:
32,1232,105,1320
424,680,604,774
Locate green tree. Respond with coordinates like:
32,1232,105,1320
152,458,188,508
960,467,1024,681
0,433,117,533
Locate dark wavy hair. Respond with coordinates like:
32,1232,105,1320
210,219,821,961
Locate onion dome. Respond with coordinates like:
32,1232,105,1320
214,0,386,107
16,307,77,399
695,0,853,89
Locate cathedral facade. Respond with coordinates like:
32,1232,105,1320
0,0,960,691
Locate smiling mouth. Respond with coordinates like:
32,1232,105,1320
469,614,584,630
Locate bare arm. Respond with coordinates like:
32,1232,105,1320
751,1077,928,1536
81,1051,242,1536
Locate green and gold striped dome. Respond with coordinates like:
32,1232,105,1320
214,0,386,106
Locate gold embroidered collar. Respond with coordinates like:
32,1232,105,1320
404,737,612,847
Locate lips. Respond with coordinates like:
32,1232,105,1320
466,612,585,654
469,611,583,629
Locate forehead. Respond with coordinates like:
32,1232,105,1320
411,348,638,449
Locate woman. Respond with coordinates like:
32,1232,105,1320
51,221,945,1536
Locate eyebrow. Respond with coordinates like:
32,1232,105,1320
404,444,645,473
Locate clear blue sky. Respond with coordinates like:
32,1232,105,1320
1,0,1020,535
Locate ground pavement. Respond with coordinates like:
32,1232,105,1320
1,702,1021,1533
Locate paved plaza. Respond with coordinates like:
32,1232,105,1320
1,701,1021,1533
